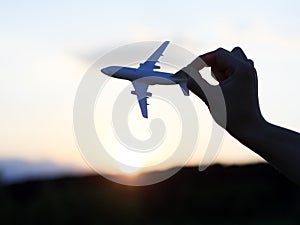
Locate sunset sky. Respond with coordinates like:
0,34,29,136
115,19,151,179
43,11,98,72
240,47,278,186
1,0,300,175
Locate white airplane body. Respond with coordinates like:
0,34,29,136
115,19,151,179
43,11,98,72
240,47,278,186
101,41,189,118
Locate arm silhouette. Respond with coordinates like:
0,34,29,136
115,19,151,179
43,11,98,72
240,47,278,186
184,47,300,185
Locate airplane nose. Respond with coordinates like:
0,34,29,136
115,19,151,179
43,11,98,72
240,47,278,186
101,66,121,76
101,67,110,75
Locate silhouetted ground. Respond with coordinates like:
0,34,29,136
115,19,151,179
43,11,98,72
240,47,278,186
0,163,299,225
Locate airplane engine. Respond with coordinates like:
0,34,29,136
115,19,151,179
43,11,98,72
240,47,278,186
131,91,152,97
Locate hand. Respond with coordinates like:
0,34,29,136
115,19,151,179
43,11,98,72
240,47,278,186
186,47,265,140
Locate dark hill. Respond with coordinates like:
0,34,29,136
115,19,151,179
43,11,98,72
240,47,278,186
0,164,299,225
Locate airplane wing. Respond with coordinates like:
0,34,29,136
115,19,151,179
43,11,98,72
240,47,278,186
138,41,170,71
132,81,150,118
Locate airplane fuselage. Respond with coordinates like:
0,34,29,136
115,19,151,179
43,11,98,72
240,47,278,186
102,66,185,85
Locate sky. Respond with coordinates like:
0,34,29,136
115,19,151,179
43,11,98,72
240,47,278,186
0,0,300,175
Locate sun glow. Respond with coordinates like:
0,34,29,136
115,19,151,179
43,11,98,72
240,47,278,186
118,164,140,174
117,148,142,174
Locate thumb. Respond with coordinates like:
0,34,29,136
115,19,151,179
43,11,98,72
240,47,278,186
184,66,212,107
187,78,209,106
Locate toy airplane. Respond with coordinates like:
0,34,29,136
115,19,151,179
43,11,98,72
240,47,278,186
101,41,189,118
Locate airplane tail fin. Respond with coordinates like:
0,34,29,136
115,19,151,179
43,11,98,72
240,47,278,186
179,81,189,96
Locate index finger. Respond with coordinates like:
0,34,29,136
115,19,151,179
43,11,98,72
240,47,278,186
200,48,236,71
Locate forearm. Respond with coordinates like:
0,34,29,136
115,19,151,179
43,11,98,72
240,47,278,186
233,120,300,185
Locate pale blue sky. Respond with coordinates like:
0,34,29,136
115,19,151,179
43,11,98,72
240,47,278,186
0,1,299,172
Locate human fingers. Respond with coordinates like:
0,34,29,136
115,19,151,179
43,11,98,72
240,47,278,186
211,67,229,82
231,47,248,60
247,59,254,67
187,48,236,72
201,48,238,82
187,78,209,106
231,47,254,67
180,67,212,106
200,48,236,71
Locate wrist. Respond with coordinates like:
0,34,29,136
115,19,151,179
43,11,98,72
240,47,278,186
227,114,268,145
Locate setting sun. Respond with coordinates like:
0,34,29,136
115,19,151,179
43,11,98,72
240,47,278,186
116,148,143,174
